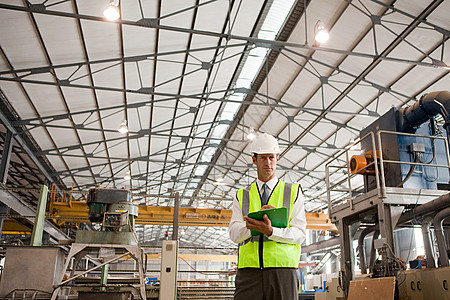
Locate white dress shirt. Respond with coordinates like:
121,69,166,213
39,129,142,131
228,176,306,245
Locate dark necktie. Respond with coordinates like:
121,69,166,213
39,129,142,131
262,183,269,205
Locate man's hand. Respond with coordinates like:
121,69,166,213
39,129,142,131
244,214,273,236
261,205,275,210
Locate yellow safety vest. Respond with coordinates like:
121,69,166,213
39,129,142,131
236,181,301,268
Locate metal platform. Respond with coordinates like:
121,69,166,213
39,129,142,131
51,243,146,300
329,188,447,298
329,187,447,221
330,187,448,221
325,129,450,297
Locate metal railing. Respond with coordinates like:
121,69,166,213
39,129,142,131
326,131,380,218
376,130,450,198
325,130,450,219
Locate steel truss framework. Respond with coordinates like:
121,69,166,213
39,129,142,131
0,0,448,248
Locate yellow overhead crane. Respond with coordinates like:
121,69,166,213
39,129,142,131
1,186,337,234
1,219,32,235
46,200,337,231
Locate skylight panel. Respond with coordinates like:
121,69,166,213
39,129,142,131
192,0,296,184
222,101,241,116
259,0,295,40
220,111,235,121
194,165,207,176
239,48,267,81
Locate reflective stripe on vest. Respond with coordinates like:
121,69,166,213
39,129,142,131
237,181,301,269
241,183,292,216
238,235,270,247
241,184,251,216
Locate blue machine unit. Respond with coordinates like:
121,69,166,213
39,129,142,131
359,92,450,192
397,120,448,190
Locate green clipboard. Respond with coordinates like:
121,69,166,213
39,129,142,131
247,207,288,236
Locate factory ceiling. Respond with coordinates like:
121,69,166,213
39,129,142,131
0,0,448,249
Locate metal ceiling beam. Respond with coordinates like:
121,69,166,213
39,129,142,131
196,0,314,198
31,128,247,156
0,43,248,77
269,0,399,193
0,130,13,184
0,133,45,195
281,48,415,103
0,93,56,185
280,0,445,158
185,0,284,201
144,0,161,198
0,189,68,242
160,0,214,195
25,2,97,186
0,35,79,189
46,156,314,177
368,0,450,36
0,3,446,69
72,0,115,187
293,37,450,201
11,91,374,126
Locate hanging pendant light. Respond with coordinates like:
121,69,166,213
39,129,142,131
118,120,128,134
104,0,120,21
247,127,256,140
314,20,329,44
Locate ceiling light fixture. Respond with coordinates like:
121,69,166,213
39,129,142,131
104,0,120,21
216,177,224,183
247,127,256,140
314,20,329,44
118,120,128,134
192,0,296,180
124,171,131,181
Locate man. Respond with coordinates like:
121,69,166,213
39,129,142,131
229,133,306,300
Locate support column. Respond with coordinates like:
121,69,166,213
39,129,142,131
337,218,353,297
377,203,402,278
369,230,380,272
100,263,109,291
173,192,179,241
0,203,10,240
377,203,395,258
0,130,13,184
30,185,49,246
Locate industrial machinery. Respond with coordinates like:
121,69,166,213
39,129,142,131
77,188,139,245
326,91,450,299
0,246,65,299
51,188,147,300
159,240,178,300
350,92,450,191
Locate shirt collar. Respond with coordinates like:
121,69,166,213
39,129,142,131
256,177,278,191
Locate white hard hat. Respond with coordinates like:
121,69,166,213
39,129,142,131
250,133,280,154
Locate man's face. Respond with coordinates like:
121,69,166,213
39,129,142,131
252,153,279,182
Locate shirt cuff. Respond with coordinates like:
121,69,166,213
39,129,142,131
269,227,283,239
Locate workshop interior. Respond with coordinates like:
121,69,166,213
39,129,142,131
0,0,449,299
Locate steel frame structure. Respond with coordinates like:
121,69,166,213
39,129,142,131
0,0,448,248
325,129,450,295
51,243,146,300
